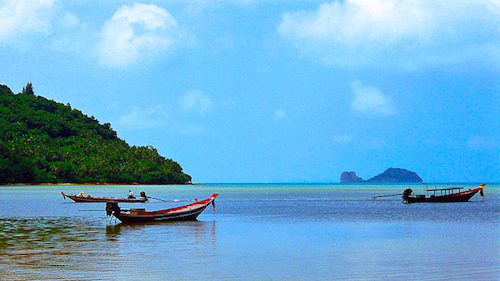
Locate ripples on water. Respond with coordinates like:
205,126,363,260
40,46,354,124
0,217,218,281
0,217,113,280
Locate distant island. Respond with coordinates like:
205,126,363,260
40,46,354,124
340,168,423,183
0,83,191,185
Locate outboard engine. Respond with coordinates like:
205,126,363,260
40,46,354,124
106,201,120,217
402,188,413,202
140,191,148,201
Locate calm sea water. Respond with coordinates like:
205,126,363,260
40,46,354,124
0,183,498,281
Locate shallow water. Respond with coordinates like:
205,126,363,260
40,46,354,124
0,183,498,280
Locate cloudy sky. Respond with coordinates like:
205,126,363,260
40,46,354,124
1,0,499,183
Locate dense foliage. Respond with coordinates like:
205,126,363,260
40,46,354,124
0,84,192,184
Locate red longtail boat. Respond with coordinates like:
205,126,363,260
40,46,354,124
402,184,485,203
61,191,148,203
106,194,218,223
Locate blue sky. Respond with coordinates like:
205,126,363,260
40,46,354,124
1,0,499,183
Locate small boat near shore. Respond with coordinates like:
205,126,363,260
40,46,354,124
61,191,148,203
106,194,218,223
402,184,485,203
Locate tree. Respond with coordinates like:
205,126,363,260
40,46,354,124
22,82,34,95
0,85,13,96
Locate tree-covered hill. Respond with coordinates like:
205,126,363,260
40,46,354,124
0,84,192,184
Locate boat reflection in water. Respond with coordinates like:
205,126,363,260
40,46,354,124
105,220,217,244
403,184,485,203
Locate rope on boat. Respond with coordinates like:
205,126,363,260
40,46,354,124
147,196,169,202
372,194,403,199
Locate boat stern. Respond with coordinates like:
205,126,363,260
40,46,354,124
106,201,121,217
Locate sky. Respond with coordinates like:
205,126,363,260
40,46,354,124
1,0,499,183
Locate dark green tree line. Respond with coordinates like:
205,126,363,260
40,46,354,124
0,84,192,184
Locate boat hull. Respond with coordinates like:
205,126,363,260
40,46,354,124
62,192,147,203
108,194,218,223
403,187,482,203
115,205,210,223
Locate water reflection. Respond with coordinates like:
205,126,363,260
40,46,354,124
105,220,217,245
1,217,219,280
105,224,122,238
0,217,119,280
102,220,218,280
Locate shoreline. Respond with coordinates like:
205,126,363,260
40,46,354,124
0,182,206,186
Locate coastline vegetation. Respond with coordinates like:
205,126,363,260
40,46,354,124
0,83,192,185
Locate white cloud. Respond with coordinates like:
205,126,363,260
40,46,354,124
179,90,214,115
278,0,500,69
97,3,182,68
350,81,397,116
0,0,56,41
0,1,90,54
485,0,500,15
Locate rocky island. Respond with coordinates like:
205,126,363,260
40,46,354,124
339,171,364,183
340,168,423,183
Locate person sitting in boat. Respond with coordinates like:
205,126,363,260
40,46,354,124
403,188,413,199
139,191,148,201
128,190,135,199
78,191,84,197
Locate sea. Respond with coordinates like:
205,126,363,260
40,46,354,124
0,183,498,281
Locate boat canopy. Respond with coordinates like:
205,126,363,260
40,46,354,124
426,187,464,196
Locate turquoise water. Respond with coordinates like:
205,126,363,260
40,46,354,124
0,183,498,280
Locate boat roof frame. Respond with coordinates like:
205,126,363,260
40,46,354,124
426,187,464,192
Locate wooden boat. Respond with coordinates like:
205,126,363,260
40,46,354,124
402,184,485,203
61,191,148,203
106,194,218,223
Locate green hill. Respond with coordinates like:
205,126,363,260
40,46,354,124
0,84,192,184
